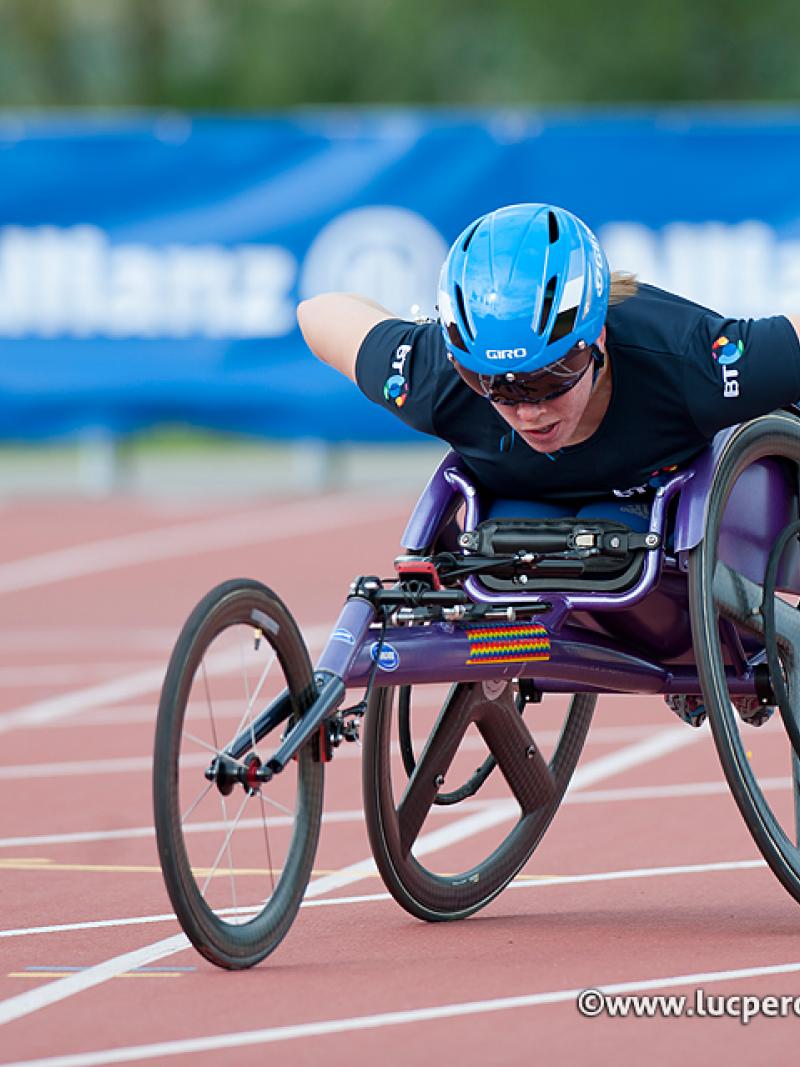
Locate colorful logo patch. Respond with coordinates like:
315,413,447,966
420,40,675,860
712,335,744,366
383,374,408,408
466,624,551,666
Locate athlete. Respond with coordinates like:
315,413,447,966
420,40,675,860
298,202,800,725
298,203,800,506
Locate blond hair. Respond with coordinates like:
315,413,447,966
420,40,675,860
609,271,639,305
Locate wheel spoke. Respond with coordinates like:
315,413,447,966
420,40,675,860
243,642,258,754
200,792,250,896
180,781,215,827
397,685,480,856
225,648,277,753
201,659,220,752
259,792,276,897
257,791,293,817
793,750,800,849
476,690,556,814
218,793,239,915
241,635,252,706
183,730,245,763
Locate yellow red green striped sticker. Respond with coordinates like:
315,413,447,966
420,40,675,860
466,623,551,666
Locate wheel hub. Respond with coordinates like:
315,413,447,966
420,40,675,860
205,752,266,796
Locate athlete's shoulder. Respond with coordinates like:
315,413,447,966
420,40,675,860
358,317,445,363
606,283,721,357
355,317,456,436
356,318,448,397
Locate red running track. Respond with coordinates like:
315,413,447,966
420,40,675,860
1,492,800,1065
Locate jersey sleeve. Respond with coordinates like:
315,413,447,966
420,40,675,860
683,313,800,437
354,318,447,437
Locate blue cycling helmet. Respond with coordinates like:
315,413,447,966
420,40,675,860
437,203,610,376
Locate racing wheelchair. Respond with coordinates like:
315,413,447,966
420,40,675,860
153,411,800,968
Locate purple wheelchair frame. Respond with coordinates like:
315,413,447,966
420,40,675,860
244,426,800,779
321,433,796,691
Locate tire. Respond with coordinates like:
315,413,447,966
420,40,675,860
362,679,595,921
153,578,324,968
688,413,800,905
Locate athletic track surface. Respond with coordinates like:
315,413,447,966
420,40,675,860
1,491,800,1065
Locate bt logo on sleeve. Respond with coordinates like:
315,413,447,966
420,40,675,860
383,344,412,407
712,335,745,398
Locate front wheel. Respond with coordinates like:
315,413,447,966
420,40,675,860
153,578,324,968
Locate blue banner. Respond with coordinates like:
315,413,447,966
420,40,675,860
2,109,800,442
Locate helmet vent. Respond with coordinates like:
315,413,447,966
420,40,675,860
454,283,475,341
548,211,560,244
538,275,557,335
548,305,579,345
445,321,468,352
462,221,481,252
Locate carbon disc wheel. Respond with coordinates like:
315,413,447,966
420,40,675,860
362,679,595,921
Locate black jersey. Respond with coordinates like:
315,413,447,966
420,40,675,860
355,284,800,501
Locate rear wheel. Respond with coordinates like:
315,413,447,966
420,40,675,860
689,414,800,904
153,578,324,968
362,679,595,921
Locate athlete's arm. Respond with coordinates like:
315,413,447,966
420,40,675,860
789,317,800,345
296,293,394,382
684,313,800,437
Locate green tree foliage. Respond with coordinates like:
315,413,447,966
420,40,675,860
1,0,799,108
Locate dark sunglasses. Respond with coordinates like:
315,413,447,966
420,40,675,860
450,342,601,406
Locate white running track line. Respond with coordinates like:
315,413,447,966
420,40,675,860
0,664,163,687
266,725,705,901
0,774,773,851
0,721,702,780
0,858,767,941
0,623,332,736
6,960,800,1066
0,664,183,738
0,806,370,849
505,858,767,891
0,724,704,1025
0,628,179,652
0,753,206,779
0,494,408,595
0,624,340,656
